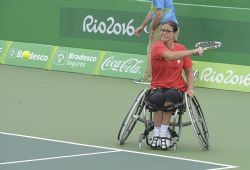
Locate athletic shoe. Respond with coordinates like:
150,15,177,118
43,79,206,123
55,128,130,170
150,136,160,149
160,133,171,150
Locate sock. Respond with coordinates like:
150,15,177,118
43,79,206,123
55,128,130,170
153,126,160,137
160,124,169,137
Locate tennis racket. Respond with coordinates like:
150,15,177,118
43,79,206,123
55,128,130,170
195,41,222,50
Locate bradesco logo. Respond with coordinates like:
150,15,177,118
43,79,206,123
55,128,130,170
101,56,143,74
200,67,250,86
7,48,48,61
7,48,18,58
53,51,97,68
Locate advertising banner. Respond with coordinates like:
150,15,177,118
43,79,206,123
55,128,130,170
50,46,145,79
4,41,52,68
0,40,4,55
1,39,249,93
193,61,250,92
60,7,148,43
51,47,99,74
0,40,5,62
95,51,145,79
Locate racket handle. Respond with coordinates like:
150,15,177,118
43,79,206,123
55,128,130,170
195,47,205,55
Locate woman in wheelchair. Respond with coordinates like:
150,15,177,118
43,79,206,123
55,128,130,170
118,20,209,151
148,20,204,150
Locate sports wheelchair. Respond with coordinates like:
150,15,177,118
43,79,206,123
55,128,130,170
117,88,209,151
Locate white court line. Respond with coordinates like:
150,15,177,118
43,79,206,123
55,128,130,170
175,3,250,11
0,132,238,170
0,151,119,165
132,0,250,11
208,168,238,170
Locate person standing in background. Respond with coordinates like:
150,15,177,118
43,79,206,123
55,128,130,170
134,0,179,84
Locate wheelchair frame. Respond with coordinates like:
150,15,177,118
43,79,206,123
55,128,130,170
117,89,209,151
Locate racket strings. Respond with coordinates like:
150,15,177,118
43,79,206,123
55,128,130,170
196,41,222,49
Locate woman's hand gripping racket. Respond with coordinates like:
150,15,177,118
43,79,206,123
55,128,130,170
195,41,222,55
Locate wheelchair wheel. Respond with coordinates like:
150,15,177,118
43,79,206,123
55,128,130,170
118,89,147,145
185,93,210,150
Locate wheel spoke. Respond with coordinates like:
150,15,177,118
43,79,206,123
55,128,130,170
185,93,210,150
118,89,147,144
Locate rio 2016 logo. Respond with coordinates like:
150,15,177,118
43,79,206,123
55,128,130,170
200,68,250,86
83,15,148,36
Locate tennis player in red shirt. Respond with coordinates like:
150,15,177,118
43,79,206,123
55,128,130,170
148,20,204,150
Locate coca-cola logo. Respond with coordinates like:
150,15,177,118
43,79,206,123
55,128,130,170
101,56,143,74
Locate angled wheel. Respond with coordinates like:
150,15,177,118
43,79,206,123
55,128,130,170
118,89,147,145
185,93,210,150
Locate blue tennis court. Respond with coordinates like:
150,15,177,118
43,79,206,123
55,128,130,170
0,132,236,170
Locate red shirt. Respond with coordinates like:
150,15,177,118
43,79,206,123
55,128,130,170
151,41,192,92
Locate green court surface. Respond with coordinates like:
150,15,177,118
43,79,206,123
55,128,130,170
0,64,249,169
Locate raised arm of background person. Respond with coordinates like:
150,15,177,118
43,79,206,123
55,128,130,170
150,9,163,32
184,67,194,97
149,9,163,40
134,11,152,36
161,47,203,60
